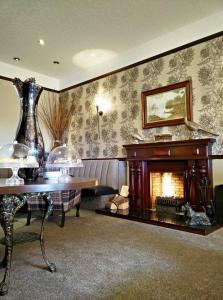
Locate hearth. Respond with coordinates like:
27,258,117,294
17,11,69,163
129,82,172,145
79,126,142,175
96,207,221,235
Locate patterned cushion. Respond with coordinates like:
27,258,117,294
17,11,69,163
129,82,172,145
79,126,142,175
28,159,81,212
27,190,81,212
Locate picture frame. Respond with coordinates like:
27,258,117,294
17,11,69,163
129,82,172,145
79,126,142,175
142,80,192,128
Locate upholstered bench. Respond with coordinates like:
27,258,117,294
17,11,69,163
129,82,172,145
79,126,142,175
70,159,127,210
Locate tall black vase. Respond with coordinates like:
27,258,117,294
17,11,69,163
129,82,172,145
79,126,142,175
13,78,45,181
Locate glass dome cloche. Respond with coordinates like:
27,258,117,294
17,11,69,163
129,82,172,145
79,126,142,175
46,144,83,183
0,141,39,185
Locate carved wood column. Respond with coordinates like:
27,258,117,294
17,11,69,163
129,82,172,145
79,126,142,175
142,161,150,210
187,160,196,206
136,161,142,209
198,160,209,207
129,160,137,209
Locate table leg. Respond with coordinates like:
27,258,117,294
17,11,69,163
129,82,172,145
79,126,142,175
0,223,9,269
40,193,56,272
0,195,27,296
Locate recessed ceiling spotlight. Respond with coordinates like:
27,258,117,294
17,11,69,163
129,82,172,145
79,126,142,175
53,61,60,64
39,39,45,46
13,57,21,61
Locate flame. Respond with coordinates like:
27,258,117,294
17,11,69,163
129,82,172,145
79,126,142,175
162,173,174,197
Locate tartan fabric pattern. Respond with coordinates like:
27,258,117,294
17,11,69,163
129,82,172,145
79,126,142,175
27,190,81,212
28,160,81,212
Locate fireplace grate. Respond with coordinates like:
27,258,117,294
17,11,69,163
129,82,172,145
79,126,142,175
156,196,184,207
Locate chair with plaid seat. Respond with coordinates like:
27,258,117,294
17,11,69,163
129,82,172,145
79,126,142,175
26,189,81,227
26,158,81,227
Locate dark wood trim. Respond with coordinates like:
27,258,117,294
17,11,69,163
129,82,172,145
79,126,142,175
82,157,126,161
0,75,59,93
0,75,13,82
80,153,222,161
81,154,223,161
124,138,216,149
60,31,223,93
211,155,223,159
77,150,223,162
42,87,60,93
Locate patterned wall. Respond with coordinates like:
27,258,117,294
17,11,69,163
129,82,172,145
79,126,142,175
62,35,223,158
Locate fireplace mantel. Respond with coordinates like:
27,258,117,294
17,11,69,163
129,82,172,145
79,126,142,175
124,138,215,160
123,138,215,210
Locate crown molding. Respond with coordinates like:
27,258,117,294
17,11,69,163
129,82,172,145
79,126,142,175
0,75,60,93
59,31,223,93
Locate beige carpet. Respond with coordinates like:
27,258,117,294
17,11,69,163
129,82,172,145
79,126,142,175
1,209,223,300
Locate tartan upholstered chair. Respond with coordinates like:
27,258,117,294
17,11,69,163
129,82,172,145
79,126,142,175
26,189,81,227
26,159,81,227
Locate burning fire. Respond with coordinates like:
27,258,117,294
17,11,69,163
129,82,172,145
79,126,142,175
162,173,174,197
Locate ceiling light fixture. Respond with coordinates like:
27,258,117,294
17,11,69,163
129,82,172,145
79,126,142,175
53,61,60,64
39,39,45,46
13,57,21,61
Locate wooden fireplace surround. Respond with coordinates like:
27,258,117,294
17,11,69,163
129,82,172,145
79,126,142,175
123,139,215,211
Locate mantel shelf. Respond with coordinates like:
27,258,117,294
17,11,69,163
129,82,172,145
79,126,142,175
123,138,215,161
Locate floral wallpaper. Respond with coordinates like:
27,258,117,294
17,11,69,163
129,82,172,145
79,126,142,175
63,35,223,158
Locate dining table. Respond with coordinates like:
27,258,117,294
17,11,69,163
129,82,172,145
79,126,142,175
0,177,97,296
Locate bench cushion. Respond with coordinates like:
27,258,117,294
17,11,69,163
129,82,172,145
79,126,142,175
81,185,118,197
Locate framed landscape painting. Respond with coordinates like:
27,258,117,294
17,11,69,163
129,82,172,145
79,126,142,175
142,80,192,128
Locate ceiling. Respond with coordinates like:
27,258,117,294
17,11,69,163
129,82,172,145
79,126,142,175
0,0,223,86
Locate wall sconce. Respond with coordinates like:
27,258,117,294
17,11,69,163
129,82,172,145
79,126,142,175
96,105,103,117
95,94,111,139
96,105,103,139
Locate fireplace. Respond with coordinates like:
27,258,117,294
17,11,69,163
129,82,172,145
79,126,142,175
151,172,184,209
124,139,215,212
96,139,222,235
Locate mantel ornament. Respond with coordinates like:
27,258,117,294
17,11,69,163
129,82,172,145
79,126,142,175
184,118,219,138
13,78,45,181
